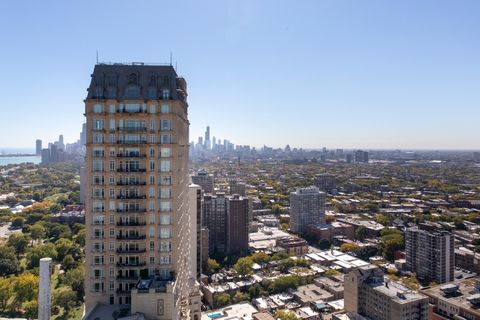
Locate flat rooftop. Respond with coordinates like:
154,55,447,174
201,302,258,320
422,278,480,317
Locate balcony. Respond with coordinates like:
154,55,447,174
116,209,147,214
116,153,146,158
116,275,140,281
117,181,147,186
92,153,105,157
116,262,146,267
117,109,147,114
117,195,146,200
117,221,146,227
117,140,147,145
116,248,147,254
116,168,147,172
116,235,146,240
117,126,147,132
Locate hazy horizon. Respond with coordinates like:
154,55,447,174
0,0,479,149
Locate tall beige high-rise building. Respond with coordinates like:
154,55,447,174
84,63,199,320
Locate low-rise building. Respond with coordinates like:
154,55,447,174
314,277,344,300
293,284,335,306
276,237,309,256
422,278,480,320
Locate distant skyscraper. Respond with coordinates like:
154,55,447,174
41,148,50,165
36,139,42,155
289,186,325,233
212,136,216,149
355,150,369,163
405,225,454,284
84,63,198,319
474,152,480,163
58,134,65,151
80,123,87,146
344,265,428,320
192,169,214,194
204,126,211,150
346,153,353,163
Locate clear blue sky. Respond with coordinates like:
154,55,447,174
0,0,479,150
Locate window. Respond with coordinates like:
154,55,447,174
149,200,155,211
109,176,115,185
160,201,171,212
160,134,171,144
160,105,170,113
150,119,155,131
93,160,104,172
150,241,155,251
161,120,171,131
160,147,171,158
150,134,156,144
160,176,171,185
160,242,171,252
93,215,104,225
93,104,104,113
162,89,170,100
94,120,104,130
150,160,155,172
160,160,171,172
150,256,155,264
109,119,115,131
150,175,155,185
149,187,155,197
93,134,104,144
160,215,171,225
93,188,104,198
150,105,156,114
110,134,115,143
160,188,171,199
93,148,104,157
109,189,114,197
109,148,115,157
150,148,155,157
160,227,171,238
109,160,115,171
109,104,115,113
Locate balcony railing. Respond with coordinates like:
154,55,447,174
117,181,146,186
116,248,147,254
116,168,147,172
117,140,147,144
116,153,146,158
117,195,146,200
117,221,146,227
116,262,146,267
116,209,147,214
116,235,146,240
117,127,147,132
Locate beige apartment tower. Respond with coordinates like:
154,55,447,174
84,63,198,320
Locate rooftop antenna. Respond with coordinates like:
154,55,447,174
96,50,98,64
175,61,178,72
170,52,173,66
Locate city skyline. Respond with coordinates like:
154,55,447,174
1,0,480,149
